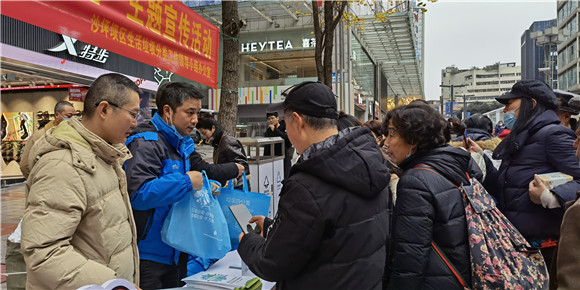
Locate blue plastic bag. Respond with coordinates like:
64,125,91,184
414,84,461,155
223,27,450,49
161,171,231,259
217,172,271,249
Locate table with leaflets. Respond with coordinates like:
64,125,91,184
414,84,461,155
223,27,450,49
177,250,276,290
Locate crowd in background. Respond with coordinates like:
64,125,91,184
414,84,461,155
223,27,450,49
11,76,580,290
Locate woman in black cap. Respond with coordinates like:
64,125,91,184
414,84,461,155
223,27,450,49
478,79,580,289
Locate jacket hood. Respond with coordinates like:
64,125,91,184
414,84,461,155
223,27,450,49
130,113,195,157
29,117,132,174
399,144,476,186
293,127,390,198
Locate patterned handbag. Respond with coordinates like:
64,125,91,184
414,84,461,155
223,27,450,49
416,166,549,289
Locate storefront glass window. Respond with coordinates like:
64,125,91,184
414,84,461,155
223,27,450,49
238,29,317,88
351,33,376,120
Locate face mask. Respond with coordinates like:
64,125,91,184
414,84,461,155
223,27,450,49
503,107,519,130
165,111,181,135
63,118,71,121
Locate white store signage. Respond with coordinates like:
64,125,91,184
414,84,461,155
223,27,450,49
47,35,109,64
241,40,294,52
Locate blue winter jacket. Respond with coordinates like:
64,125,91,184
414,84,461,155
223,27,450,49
125,113,195,265
486,110,580,240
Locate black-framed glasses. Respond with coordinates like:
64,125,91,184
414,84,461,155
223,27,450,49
96,100,139,120
386,127,398,138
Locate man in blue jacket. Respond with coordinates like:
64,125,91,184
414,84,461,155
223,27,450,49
125,82,237,289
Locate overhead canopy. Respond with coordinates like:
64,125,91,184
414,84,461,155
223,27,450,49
189,1,313,25
354,12,424,99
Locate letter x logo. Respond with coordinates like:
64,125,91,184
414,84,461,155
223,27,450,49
47,35,78,56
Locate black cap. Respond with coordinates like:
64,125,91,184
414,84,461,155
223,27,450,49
495,79,558,110
268,81,338,119
553,89,580,115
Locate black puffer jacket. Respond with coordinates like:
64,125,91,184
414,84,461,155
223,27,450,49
238,127,391,289
486,110,580,240
388,145,482,289
210,128,249,186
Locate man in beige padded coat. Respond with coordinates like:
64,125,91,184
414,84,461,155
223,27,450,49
21,73,141,289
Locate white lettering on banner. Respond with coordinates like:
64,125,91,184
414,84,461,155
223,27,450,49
240,40,294,52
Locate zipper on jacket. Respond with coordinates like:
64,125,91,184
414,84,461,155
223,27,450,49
140,209,155,241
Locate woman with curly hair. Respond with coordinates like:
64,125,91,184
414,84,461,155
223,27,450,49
383,102,482,289
196,114,249,189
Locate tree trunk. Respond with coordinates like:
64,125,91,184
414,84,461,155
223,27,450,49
218,1,241,135
312,1,324,83
322,2,334,87
313,1,347,89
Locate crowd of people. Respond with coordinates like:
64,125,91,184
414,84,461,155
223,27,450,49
14,74,580,290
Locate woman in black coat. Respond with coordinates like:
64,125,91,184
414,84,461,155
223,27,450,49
383,102,480,289
196,114,249,188
483,79,580,288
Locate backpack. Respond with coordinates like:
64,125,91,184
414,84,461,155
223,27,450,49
415,166,549,289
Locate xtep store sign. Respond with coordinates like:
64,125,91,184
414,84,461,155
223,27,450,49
48,35,110,64
1,1,219,88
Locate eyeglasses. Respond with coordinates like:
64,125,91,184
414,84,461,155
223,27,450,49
386,127,398,138
96,100,139,120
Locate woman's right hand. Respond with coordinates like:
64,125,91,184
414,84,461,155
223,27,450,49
466,138,482,153
249,215,266,237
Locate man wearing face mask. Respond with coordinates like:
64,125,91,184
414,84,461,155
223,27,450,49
481,79,580,289
124,82,231,289
20,101,76,178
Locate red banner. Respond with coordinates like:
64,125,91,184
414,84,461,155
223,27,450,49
0,84,84,91
1,1,219,88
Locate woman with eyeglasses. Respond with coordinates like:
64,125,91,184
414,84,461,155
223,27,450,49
196,113,249,189
383,102,482,289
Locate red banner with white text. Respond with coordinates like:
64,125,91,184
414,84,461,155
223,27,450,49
1,0,219,88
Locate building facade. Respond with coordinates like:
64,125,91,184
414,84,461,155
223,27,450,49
188,0,424,131
557,0,579,92
440,63,521,112
521,19,558,86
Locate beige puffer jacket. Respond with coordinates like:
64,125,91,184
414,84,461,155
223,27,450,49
21,117,139,289
19,119,56,179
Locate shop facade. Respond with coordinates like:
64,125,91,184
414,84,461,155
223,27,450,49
191,1,424,135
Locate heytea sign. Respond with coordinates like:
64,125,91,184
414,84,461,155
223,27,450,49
241,40,293,52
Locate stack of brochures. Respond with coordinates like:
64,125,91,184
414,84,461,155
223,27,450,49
182,273,262,290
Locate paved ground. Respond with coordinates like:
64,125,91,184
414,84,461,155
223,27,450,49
1,181,26,289
0,143,284,289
